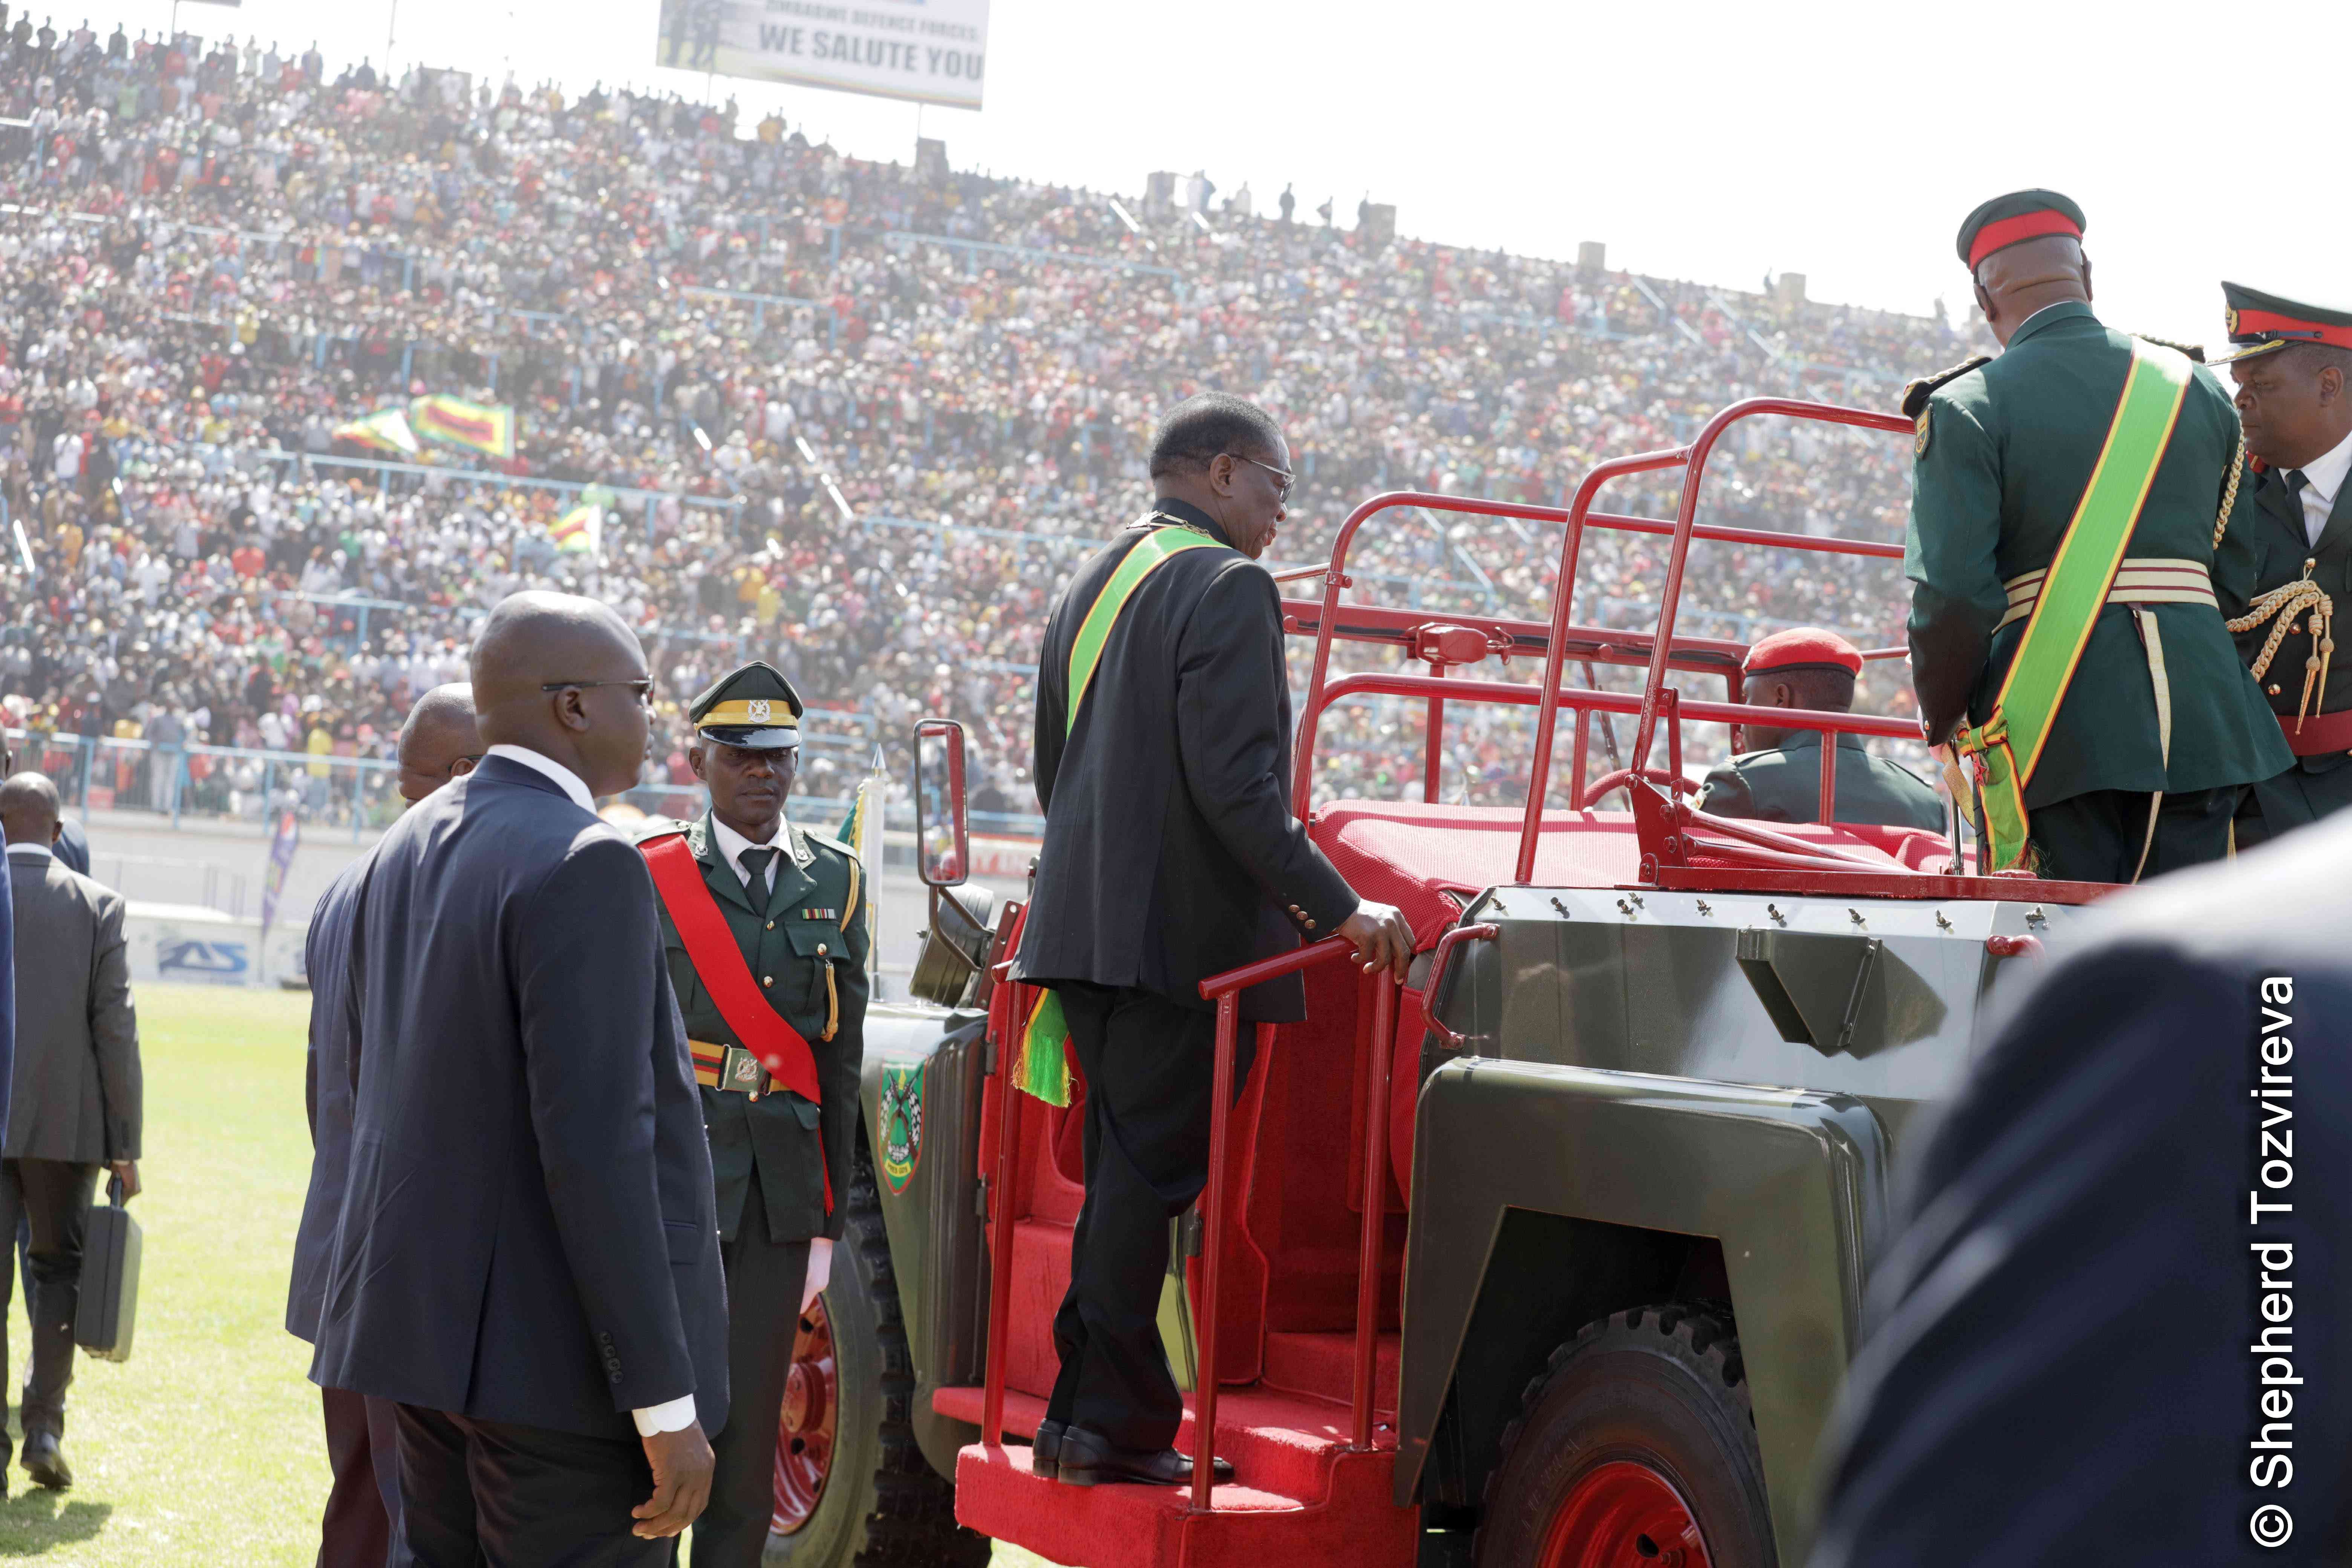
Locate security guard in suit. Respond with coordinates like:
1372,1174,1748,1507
1692,628,1945,831
1906,190,2288,882
2210,283,2352,847
633,662,867,1568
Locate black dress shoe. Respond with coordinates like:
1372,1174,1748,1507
1055,1425,1234,1487
1032,1418,1065,1481
21,1432,69,1491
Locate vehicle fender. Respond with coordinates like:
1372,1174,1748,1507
861,1003,990,1478
1393,1057,1890,1565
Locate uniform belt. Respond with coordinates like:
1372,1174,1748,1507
689,1039,772,1095
1997,557,2217,631
2278,705,2352,758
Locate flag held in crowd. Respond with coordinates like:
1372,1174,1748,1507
548,504,602,557
332,407,419,457
409,395,517,460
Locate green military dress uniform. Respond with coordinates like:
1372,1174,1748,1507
1908,201,2289,880
633,662,868,1568
2209,283,2352,846
1694,733,1945,831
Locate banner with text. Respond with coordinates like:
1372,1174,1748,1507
654,0,987,110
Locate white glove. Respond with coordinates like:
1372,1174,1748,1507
800,1237,833,1313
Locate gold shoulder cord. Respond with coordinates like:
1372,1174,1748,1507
2213,435,2334,730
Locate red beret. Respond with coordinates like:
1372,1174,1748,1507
1744,627,1862,678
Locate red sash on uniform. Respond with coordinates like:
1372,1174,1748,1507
642,831,830,1213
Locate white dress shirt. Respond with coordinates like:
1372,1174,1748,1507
484,743,696,1438
2284,425,2352,548
5,840,52,863
708,809,793,898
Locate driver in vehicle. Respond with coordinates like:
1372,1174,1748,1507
632,661,867,1568
1692,628,1945,831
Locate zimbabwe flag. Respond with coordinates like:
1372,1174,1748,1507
409,394,516,460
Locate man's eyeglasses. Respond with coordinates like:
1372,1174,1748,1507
1228,452,1294,499
542,679,655,706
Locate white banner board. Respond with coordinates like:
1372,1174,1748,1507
655,0,988,110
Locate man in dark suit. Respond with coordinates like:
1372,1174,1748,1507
289,683,479,1568
1015,393,1413,1486
1809,813,2352,1567
1692,628,1944,831
2211,283,2352,847
1907,191,2287,881
313,592,726,1565
0,770,135,1492
632,662,865,1568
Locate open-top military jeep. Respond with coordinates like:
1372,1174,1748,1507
778,396,2103,1568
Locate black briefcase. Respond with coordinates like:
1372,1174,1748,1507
75,1176,141,1363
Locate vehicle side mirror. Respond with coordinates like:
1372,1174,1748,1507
913,718,968,888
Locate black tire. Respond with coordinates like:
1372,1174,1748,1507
765,1147,991,1567
1474,1304,1776,1568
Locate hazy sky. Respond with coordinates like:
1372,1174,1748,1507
101,0,2344,346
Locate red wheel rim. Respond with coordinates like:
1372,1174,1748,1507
770,1299,838,1534
1537,1460,1711,1568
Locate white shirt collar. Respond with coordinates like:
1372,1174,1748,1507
5,840,52,861
709,808,793,886
2295,424,2352,510
483,743,595,814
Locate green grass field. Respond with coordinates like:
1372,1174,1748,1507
0,983,1060,1566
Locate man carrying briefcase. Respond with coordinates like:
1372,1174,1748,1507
0,772,142,1492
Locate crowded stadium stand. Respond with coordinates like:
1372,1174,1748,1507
0,16,1987,841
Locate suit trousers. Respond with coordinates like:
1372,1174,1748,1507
0,1159,100,1440
394,1404,675,1568
318,1386,409,1568
1045,983,1257,1452
2029,786,2241,883
692,1177,810,1568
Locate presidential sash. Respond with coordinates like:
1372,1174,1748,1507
642,831,830,1213
1023,521,1234,1104
1954,340,2194,873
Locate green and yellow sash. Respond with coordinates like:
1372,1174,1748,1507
1955,341,2194,872
1022,521,1233,1103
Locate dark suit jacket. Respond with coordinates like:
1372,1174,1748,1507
4,845,133,1162
1809,816,2352,1566
52,817,89,876
1017,499,1360,1021
286,851,368,1344
311,755,729,1440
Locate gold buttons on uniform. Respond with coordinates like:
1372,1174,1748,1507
817,943,828,956
766,920,775,929
763,975,773,988
2269,684,2283,695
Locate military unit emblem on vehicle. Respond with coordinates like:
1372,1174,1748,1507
877,1064,923,1193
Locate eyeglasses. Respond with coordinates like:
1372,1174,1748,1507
1228,452,1294,499
542,679,655,705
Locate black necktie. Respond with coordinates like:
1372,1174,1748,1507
2285,469,2315,543
740,846,775,909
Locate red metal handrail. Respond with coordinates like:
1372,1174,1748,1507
979,959,1023,1454
1192,933,1396,1509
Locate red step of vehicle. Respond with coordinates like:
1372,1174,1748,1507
945,1386,1416,1568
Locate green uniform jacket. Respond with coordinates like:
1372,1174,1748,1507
1906,301,2290,807
635,812,867,1245
1692,732,1946,831
2214,460,2352,819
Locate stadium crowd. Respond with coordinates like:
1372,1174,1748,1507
0,13,1985,824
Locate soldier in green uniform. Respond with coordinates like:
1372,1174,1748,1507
1692,628,1945,831
1905,190,2289,882
632,662,867,1568
2209,283,2352,846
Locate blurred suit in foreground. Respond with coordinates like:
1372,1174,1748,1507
1811,816,2352,1565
